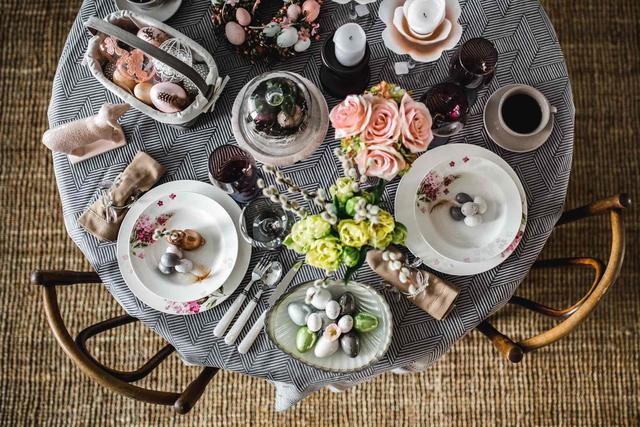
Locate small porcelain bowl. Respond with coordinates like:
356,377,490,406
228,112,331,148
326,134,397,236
265,280,393,373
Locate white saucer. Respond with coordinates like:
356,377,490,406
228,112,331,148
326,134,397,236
483,84,554,153
114,0,182,22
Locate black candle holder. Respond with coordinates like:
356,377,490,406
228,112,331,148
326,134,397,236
320,33,371,99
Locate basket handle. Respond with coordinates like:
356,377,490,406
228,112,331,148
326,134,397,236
84,16,209,96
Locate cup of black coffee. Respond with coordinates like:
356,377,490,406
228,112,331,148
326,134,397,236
498,85,556,137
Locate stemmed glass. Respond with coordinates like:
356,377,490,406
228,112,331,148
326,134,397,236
239,197,295,250
421,82,469,137
208,145,260,203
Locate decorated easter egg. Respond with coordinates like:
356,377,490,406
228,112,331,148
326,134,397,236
137,26,169,47
340,332,360,358
133,82,154,106
337,315,353,333
112,68,136,92
353,312,379,333
287,4,301,21
306,312,323,332
150,82,188,113
296,326,317,352
294,37,311,52
182,62,209,97
288,302,313,326
314,335,339,358
276,27,298,48
225,21,246,46
235,7,252,26
325,300,341,320
310,288,332,310
302,0,321,22
338,292,356,315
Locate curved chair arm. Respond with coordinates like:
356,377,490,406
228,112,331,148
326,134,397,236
33,271,218,413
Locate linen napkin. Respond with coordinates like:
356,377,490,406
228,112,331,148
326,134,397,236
78,151,165,241
366,248,459,320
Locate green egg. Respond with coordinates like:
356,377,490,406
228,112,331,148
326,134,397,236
353,312,379,333
296,326,317,352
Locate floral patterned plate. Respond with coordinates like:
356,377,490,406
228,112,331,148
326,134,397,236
413,156,522,263
395,144,527,276
117,181,251,315
129,192,238,303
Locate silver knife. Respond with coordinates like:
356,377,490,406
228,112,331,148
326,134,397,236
237,260,303,354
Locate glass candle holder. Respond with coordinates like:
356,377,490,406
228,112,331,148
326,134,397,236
422,82,469,137
208,145,260,203
448,37,498,89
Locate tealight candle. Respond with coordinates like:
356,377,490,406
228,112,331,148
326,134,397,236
405,0,445,36
333,23,367,67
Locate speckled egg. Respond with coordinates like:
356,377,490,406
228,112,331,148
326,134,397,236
150,82,188,113
235,7,252,26
133,82,154,106
137,26,169,47
337,315,353,333
306,312,323,332
302,0,321,22
325,300,341,320
225,21,246,46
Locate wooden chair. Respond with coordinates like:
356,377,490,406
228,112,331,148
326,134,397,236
31,270,218,414
476,194,630,363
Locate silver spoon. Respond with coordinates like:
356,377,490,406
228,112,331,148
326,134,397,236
224,261,283,345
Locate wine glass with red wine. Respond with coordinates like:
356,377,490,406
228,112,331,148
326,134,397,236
208,145,260,203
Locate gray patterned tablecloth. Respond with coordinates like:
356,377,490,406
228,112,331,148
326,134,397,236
48,0,574,410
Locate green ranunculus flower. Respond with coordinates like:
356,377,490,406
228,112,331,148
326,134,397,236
286,215,332,254
345,196,367,217
341,246,360,267
369,210,396,249
305,237,343,272
337,219,370,249
391,222,408,245
329,177,356,204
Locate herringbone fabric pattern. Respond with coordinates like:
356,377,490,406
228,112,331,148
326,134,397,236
0,0,638,425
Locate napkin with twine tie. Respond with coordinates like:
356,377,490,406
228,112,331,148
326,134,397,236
366,248,459,320
78,151,165,241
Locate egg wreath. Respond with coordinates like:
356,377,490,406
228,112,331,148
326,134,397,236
211,0,322,62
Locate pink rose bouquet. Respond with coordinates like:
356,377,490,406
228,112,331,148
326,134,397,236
329,82,434,181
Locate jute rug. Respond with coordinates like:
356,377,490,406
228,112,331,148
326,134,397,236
0,0,637,425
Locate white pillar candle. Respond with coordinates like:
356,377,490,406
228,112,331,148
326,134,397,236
405,0,445,36
333,23,367,67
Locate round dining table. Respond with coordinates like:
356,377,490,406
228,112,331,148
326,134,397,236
48,0,574,410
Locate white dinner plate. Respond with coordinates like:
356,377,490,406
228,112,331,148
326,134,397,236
395,144,527,276
128,192,238,302
413,156,522,263
117,180,251,315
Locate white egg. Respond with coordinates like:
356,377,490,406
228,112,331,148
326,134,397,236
165,244,183,258
314,335,339,358
325,300,341,320
338,315,353,333
175,258,193,273
474,196,488,214
310,288,332,310
306,312,323,332
464,215,483,227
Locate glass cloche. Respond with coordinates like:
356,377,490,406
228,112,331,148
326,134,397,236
233,71,329,165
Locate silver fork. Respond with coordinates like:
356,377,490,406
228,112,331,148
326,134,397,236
213,258,271,338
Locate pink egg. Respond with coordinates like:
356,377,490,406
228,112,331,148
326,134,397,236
150,82,188,113
302,0,320,22
235,8,252,26
136,26,169,47
287,4,302,21
225,21,247,46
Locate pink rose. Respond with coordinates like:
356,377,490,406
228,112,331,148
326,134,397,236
329,95,372,139
399,93,433,153
355,144,407,181
361,95,401,146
